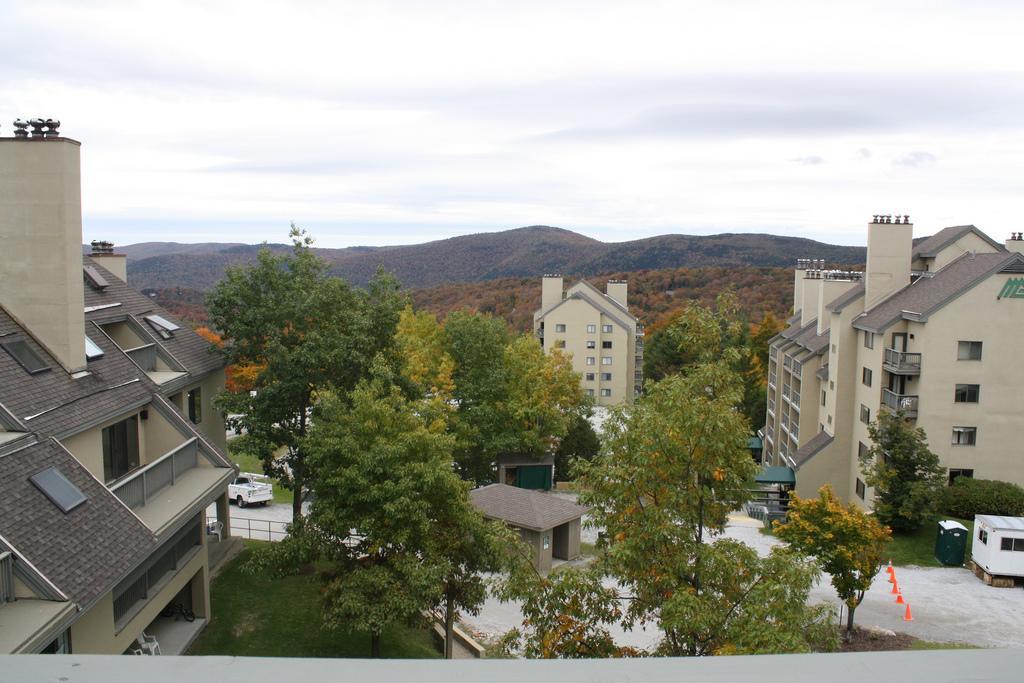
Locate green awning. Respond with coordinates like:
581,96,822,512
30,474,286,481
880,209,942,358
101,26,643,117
755,466,795,486
747,436,763,450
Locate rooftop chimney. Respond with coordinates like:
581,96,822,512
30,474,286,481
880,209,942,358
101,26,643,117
541,274,563,311
864,214,913,310
0,120,87,373
606,280,627,307
793,258,815,315
90,240,128,282
1005,232,1024,255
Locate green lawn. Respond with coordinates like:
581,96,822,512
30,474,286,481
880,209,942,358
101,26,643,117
884,515,974,568
189,542,440,658
763,514,974,568
227,441,295,506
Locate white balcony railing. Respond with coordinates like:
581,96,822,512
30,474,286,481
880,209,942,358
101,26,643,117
883,348,922,375
882,389,919,418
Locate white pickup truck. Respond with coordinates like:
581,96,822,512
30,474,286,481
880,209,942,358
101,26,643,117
228,472,273,508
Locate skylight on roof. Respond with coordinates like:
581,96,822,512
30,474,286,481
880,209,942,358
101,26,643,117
85,336,104,360
1,339,50,374
83,265,110,290
30,466,87,513
144,315,180,338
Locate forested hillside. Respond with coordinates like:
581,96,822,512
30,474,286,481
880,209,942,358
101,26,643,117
124,226,864,292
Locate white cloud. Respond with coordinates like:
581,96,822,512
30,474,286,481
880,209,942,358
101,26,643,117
1,0,1023,248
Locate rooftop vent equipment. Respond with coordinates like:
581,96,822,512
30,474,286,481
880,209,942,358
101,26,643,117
11,118,61,138
30,466,87,513
143,315,180,339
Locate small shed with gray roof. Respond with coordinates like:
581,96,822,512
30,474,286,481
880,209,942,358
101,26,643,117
470,484,587,571
971,515,1024,580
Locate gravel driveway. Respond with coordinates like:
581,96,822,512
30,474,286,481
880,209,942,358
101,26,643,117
462,505,1024,650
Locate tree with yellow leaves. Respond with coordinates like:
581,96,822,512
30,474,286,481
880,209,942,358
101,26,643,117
775,485,891,638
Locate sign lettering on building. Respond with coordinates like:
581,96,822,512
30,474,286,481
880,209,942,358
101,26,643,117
998,278,1024,300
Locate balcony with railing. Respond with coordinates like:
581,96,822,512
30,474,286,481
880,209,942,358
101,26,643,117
882,389,919,418
883,348,922,375
110,438,231,536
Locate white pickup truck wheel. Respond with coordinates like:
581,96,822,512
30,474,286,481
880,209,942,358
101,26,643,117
237,495,246,508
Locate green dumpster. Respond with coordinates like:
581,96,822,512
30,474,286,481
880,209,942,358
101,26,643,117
935,519,968,566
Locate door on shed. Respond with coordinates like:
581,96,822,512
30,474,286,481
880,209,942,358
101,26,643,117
517,465,552,490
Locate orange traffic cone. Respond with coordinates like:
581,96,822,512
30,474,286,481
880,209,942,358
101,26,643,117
890,581,900,595
895,589,905,605
903,603,913,621
889,570,896,584
886,560,894,574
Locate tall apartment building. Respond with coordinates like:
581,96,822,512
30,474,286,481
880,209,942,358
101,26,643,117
0,124,235,653
534,276,643,406
762,216,1024,506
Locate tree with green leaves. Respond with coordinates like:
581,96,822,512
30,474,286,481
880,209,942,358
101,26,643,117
862,410,946,533
206,226,405,519
434,310,586,484
248,367,506,657
573,300,834,656
775,485,891,638
554,412,601,482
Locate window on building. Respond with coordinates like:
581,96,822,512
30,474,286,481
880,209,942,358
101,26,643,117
864,332,874,349
188,387,202,424
952,427,977,446
831,343,837,353
102,416,140,483
554,339,566,349
601,388,612,397
601,372,612,381
1,339,50,374
827,414,832,425
862,367,872,387
858,441,869,459
821,390,826,406
601,356,612,365
855,478,866,500
954,384,980,403
957,341,983,360
85,336,105,360
585,373,595,381
602,324,613,333
978,529,988,545
860,404,870,424
587,324,596,333
555,324,566,333
830,380,835,390
586,357,595,366
586,340,596,349
586,389,594,396
602,341,613,349
1000,537,1024,552
948,468,974,485
30,467,87,513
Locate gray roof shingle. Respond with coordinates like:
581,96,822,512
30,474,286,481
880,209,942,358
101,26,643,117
792,431,834,467
855,252,1022,333
470,484,587,531
912,225,1004,260
0,438,156,607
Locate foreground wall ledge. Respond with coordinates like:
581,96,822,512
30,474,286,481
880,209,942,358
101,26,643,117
3,649,1024,683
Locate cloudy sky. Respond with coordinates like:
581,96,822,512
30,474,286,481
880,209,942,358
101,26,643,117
2,0,1023,248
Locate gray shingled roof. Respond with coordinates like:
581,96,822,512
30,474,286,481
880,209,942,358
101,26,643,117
0,307,152,437
793,431,834,467
470,484,587,531
83,256,223,378
779,319,829,356
0,438,156,607
912,225,1004,260
854,252,1023,333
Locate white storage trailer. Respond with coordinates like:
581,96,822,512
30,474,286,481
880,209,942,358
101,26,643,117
971,514,1024,578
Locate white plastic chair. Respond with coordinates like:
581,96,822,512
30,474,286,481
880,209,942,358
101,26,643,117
136,632,161,655
206,520,223,542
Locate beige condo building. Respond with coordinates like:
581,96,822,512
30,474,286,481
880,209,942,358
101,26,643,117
0,122,235,654
762,215,1024,506
534,276,643,406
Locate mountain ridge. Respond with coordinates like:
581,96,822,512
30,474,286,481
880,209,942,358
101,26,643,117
99,225,866,292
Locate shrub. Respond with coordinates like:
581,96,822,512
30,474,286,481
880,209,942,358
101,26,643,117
941,478,1024,519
